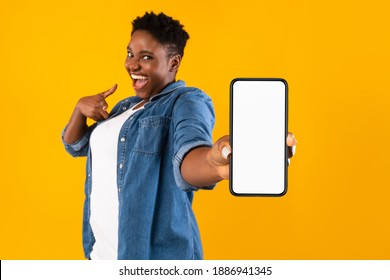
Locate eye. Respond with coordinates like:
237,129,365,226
142,55,153,60
127,51,134,58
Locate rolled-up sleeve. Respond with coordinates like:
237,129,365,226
61,124,95,157
172,90,216,192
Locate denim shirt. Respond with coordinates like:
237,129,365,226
62,80,215,259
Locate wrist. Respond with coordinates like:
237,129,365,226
205,148,224,182
72,106,87,122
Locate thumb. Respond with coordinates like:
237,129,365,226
215,135,231,161
221,146,232,160
103,84,118,98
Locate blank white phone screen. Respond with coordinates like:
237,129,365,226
231,79,287,196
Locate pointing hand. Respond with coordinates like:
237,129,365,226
76,84,118,121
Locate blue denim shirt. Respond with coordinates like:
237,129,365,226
62,80,215,259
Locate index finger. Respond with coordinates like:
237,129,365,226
103,84,118,98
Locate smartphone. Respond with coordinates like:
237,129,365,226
230,78,288,196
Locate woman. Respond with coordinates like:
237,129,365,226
62,12,296,260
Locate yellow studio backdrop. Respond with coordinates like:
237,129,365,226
0,0,389,259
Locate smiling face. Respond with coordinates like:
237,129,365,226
125,30,181,101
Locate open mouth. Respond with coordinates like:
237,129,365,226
131,74,149,91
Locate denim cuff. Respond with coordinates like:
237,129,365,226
173,141,216,192
61,126,89,156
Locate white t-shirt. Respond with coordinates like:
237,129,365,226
89,102,144,260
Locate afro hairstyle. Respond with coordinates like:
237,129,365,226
131,12,190,57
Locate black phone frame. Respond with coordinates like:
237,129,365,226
229,78,289,197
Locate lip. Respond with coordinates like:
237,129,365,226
130,73,149,91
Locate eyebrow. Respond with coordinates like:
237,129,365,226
126,47,154,55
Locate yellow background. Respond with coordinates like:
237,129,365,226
1,0,389,259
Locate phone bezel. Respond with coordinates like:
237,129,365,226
229,78,289,197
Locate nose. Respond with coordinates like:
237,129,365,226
125,57,141,72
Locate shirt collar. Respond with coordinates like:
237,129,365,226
150,80,186,102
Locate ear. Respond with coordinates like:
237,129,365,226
169,54,181,72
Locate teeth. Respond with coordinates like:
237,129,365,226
131,74,148,80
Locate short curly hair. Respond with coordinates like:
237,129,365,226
131,12,190,57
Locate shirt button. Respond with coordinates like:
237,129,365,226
118,188,121,193
120,137,125,142
122,107,127,110
119,163,123,169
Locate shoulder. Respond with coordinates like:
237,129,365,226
175,85,212,104
172,85,215,117
176,84,206,95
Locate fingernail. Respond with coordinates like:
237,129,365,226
222,146,231,159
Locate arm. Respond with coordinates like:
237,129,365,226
173,89,298,189
63,107,88,144
181,135,230,187
181,133,297,187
